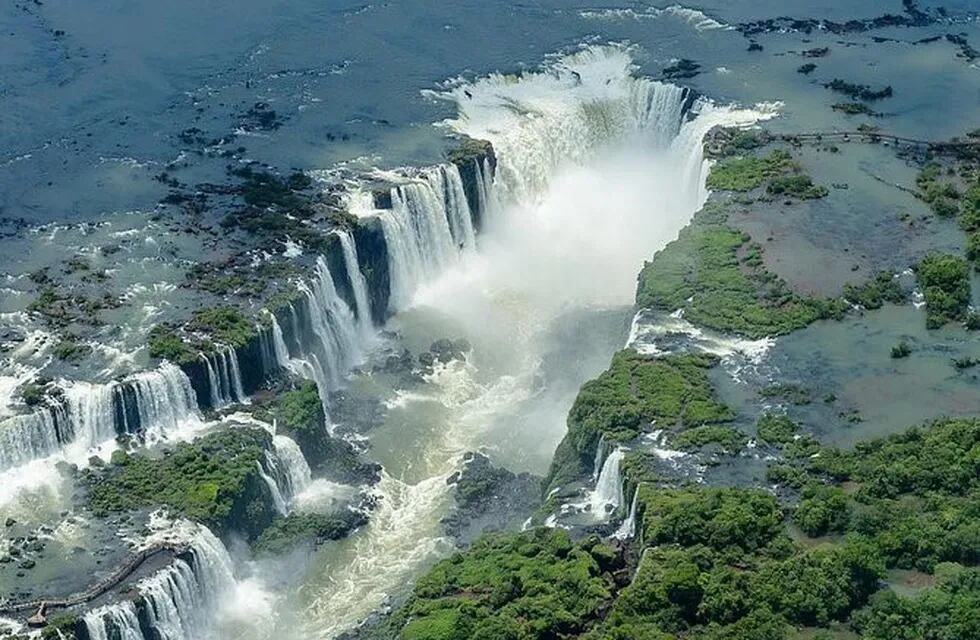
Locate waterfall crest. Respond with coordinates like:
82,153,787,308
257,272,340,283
0,406,66,471
433,46,689,207
378,164,476,310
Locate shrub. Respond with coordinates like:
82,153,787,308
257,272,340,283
916,254,971,328
891,341,912,358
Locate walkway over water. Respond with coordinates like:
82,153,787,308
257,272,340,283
0,543,185,617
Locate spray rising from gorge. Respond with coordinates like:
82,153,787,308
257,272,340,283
301,45,777,638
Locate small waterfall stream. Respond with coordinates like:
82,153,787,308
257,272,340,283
613,486,640,539
336,229,374,335
590,446,625,516
201,347,247,408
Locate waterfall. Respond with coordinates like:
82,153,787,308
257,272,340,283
62,380,118,449
474,157,498,225
0,364,202,473
84,601,143,640
296,256,362,392
129,363,203,443
613,486,640,539
273,435,312,498
256,435,313,515
0,406,65,471
379,164,476,310
591,435,608,481
590,447,625,516
83,523,235,640
201,347,247,409
336,229,374,336
433,46,690,207
257,458,289,516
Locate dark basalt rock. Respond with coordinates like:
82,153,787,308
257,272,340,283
350,216,391,323
442,452,541,545
447,137,496,233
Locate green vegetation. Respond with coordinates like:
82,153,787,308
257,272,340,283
52,336,90,363
759,383,810,405
672,425,747,453
705,150,797,192
783,417,980,572
915,253,971,328
386,404,980,640
890,340,912,358
41,616,79,640
793,484,850,537
189,306,257,347
252,380,378,483
636,203,847,339
148,324,196,363
766,174,828,199
832,103,877,116
254,511,367,554
379,529,618,640
446,137,494,167
707,129,768,158
545,351,733,490
270,380,323,435
755,413,799,445
916,162,962,218
824,79,893,101
842,271,906,309
83,428,277,539
220,166,331,251
852,563,980,640
917,163,980,268
961,179,980,266
966,311,980,330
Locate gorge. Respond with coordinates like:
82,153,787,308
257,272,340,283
3,2,980,640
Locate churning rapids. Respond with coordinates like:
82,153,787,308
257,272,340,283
0,45,777,640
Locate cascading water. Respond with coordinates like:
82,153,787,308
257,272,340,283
0,363,203,474
613,486,641,539
336,229,375,337
84,601,143,640
258,457,290,516
295,256,363,395
0,405,65,471
378,164,476,310
201,347,247,408
592,435,609,481
590,446,625,516
128,363,204,443
305,45,777,638
257,434,313,514
82,522,236,640
272,434,313,498
61,380,118,451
